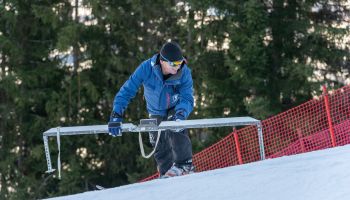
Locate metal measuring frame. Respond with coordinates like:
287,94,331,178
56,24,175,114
43,117,264,178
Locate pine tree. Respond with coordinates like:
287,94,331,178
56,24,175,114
198,0,350,119
0,0,63,199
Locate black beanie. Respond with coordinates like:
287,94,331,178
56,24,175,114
160,42,183,62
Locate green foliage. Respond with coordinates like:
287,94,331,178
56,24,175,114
0,0,348,199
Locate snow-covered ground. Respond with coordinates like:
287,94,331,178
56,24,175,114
47,144,350,200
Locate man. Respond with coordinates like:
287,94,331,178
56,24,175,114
108,41,195,178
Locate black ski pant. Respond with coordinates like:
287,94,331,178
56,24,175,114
148,114,193,175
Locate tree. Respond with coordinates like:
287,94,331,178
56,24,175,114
0,0,348,199
0,0,63,199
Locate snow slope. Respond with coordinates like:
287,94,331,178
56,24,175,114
47,144,350,200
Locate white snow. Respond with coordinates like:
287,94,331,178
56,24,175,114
47,144,350,200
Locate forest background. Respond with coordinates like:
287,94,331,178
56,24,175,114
0,0,349,199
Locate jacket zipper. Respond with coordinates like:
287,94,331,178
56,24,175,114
166,92,170,109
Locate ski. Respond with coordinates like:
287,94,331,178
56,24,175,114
95,185,106,190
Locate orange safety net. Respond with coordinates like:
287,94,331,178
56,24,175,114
140,85,350,182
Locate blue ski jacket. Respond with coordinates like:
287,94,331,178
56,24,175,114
113,54,194,119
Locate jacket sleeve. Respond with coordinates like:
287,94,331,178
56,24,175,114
175,68,194,119
113,61,148,116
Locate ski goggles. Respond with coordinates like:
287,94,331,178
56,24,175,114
160,54,184,68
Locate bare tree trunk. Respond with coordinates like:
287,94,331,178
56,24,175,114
74,0,81,113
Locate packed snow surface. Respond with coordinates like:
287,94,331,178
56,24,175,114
47,144,350,200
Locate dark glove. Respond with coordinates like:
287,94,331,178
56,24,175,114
108,112,122,137
168,110,185,121
168,110,185,132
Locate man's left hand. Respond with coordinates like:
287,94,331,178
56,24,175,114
169,111,185,132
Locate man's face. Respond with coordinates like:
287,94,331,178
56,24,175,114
160,60,181,75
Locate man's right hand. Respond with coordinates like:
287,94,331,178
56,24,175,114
108,112,123,137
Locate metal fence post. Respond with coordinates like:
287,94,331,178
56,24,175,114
43,136,55,173
257,122,265,160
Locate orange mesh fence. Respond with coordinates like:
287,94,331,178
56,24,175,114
140,85,350,182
